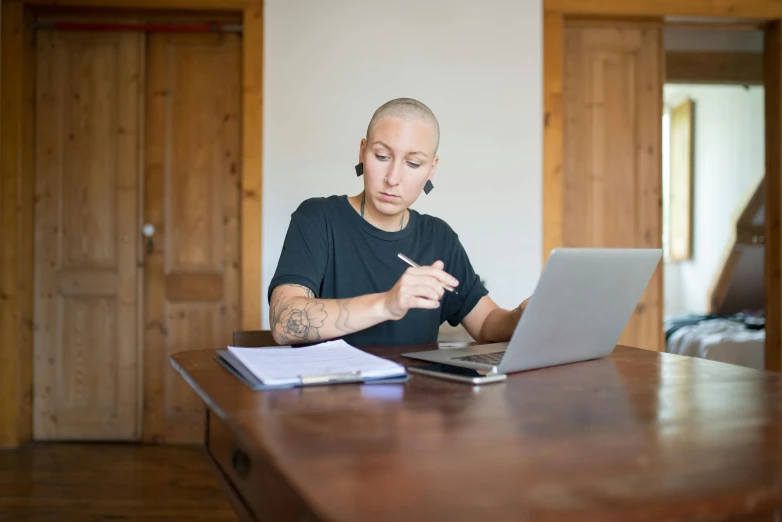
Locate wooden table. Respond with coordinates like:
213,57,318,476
170,344,782,522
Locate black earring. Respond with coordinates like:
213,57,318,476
355,163,364,176
424,180,434,194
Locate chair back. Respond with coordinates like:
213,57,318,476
232,330,277,347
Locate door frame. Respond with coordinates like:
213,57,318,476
0,0,263,449
543,0,782,372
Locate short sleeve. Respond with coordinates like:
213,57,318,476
441,232,489,327
267,202,329,303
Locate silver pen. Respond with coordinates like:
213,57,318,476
397,253,459,294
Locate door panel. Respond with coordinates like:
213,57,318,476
563,23,663,352
143,32,241,443
33,29,142,439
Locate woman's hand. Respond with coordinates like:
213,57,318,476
383,260,459,320
511,297,530,324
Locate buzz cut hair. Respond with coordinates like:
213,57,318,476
366,97,440,153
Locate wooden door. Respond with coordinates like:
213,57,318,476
143,32,242,443
33,29,143,439
562,22,664,352
766,23,782,373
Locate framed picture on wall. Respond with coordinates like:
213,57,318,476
668,98,694,262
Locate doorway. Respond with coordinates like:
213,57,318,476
661,25,767,369
31,11,241,443
0,0,262,450
543,2,781,372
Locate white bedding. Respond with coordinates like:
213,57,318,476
666,319,765,370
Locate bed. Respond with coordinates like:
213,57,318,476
665,314,765,370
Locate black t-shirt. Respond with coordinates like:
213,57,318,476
268,195,488,345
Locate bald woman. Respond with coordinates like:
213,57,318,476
268,98,528,346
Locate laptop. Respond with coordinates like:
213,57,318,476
402,247,662,375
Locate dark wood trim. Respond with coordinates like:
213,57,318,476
765,22,782,373
0,1,35,450
666,51,764,85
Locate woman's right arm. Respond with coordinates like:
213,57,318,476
269,260,459,345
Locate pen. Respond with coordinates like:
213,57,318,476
397,253,459,294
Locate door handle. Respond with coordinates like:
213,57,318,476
231,447,251,479
142,223,156,254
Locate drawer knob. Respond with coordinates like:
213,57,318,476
231,447,251,478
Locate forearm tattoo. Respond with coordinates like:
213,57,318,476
271,285,326,343
270,285,357,343
334,297,354,333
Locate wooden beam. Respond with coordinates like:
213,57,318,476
543,11,564,265
765,22,782,373
241,4,263,330
545,0,782,19
665,21,767,31
0,1,35,450
21,0,259,10
666,51,764,85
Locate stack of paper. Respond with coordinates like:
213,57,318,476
217,339,408,389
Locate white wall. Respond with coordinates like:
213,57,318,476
262,0,543,328
663,84,765,317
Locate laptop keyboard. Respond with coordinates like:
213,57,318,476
452,352,504,365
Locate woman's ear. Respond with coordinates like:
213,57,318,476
356,139,368,176
423,156,439,195
428,155,439,182
358,138,367,163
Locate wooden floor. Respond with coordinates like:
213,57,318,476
0,442,238,521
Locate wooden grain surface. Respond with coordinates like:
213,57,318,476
33,27,142,441
765,23,782,375
562,22,664,352
172,344,782,522
0,442,238,521
0,0,35,450
143,31,242,444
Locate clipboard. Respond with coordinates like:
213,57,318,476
215,350,410,390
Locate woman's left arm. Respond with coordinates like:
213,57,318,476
461,296,528,343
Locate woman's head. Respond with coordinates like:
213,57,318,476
358,98,440,217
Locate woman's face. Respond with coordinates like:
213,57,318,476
359,116,439,216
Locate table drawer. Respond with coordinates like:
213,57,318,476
207,412,318,522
